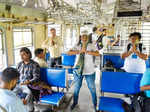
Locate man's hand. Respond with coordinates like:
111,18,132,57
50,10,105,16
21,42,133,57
22,99,27,105
79,48,86,54
20,80,30,85
51,40,55,46
131,44,137,53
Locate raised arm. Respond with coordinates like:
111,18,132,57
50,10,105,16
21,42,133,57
134,50,148,60
121,51,133,59
86,51,100,56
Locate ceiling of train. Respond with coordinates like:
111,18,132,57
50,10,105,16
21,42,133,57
1,0,150,24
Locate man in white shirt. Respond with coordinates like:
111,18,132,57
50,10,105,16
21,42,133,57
0,67,27,112
34,48,48,67
42,28,63,67
121,32,148,73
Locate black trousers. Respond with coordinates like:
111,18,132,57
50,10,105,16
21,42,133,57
143,98,150,112
50,57,62,68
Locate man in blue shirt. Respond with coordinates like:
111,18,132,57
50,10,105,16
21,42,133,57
0,67,27,112
140,68,150,112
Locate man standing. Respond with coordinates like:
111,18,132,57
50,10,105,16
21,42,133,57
42,28,63,67
0,67,27,112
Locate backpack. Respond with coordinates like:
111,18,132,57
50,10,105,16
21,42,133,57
96,34,104,50
127,43,143,53
128,92,146,112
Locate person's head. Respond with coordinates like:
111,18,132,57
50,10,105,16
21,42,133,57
102,29,107,36
117,34,120,39
92,27,97,33
80,30,89,44
129,32,141,44
34,48,45,59
81,34,88,43
20,47,32,62
0,67,19,90
50,28,56,37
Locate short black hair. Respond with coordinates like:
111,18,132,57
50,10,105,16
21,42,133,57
129,32,142,40
20,47,32,59
0,67,19,83
35,48,44,57
103,29,106,32
92,27,97,32
50,28,56,31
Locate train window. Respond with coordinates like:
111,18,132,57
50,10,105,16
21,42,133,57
80,25,93,34
64,28,71,50
141,22,150,54
13,28,34,65
122,21,150,54
72,28,78,46
63,26,78,51
0,29,7,70
48,24,61,36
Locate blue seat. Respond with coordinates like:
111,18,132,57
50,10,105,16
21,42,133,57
99,97,124,112
40,68,48,83
46,68,66,88
40,68,67,107
103,54,150,69
61,53,76,66
68,68,74,74
146,57,150,68
45,52,50,62
98,71,143,111
103,55,124,69
40,92,64,106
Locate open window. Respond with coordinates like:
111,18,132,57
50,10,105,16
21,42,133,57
0,28,7,70
13,28,34,65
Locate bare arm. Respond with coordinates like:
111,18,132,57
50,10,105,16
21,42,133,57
86,51,100,56
121,51,133,59
141,85,150,91
67,50,80,55
135,50,148,60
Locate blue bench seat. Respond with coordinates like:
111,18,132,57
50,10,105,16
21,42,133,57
99,96,125,112
40,92,65,106
98,71,142,111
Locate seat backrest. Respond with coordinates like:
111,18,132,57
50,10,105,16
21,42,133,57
61,53,76,66
103,55,124,69
40,68,67,88
101,71,143,94
146,57,150,68
45,52,50,62
103,54,150,69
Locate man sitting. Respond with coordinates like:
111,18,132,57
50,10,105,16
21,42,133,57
34,48,48,67
121,32,148,73
0,67,27,112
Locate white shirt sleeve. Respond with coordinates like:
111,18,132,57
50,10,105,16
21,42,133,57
71,44,80,51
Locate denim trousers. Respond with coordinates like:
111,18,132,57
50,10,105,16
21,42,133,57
73,73,97,110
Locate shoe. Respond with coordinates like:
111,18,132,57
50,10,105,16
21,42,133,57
70,104,80,111
70,103,77,110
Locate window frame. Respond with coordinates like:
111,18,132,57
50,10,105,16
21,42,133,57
0,27,8,69
12,27,34,65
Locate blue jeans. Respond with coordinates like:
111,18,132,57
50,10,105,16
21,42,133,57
73,73,97,110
